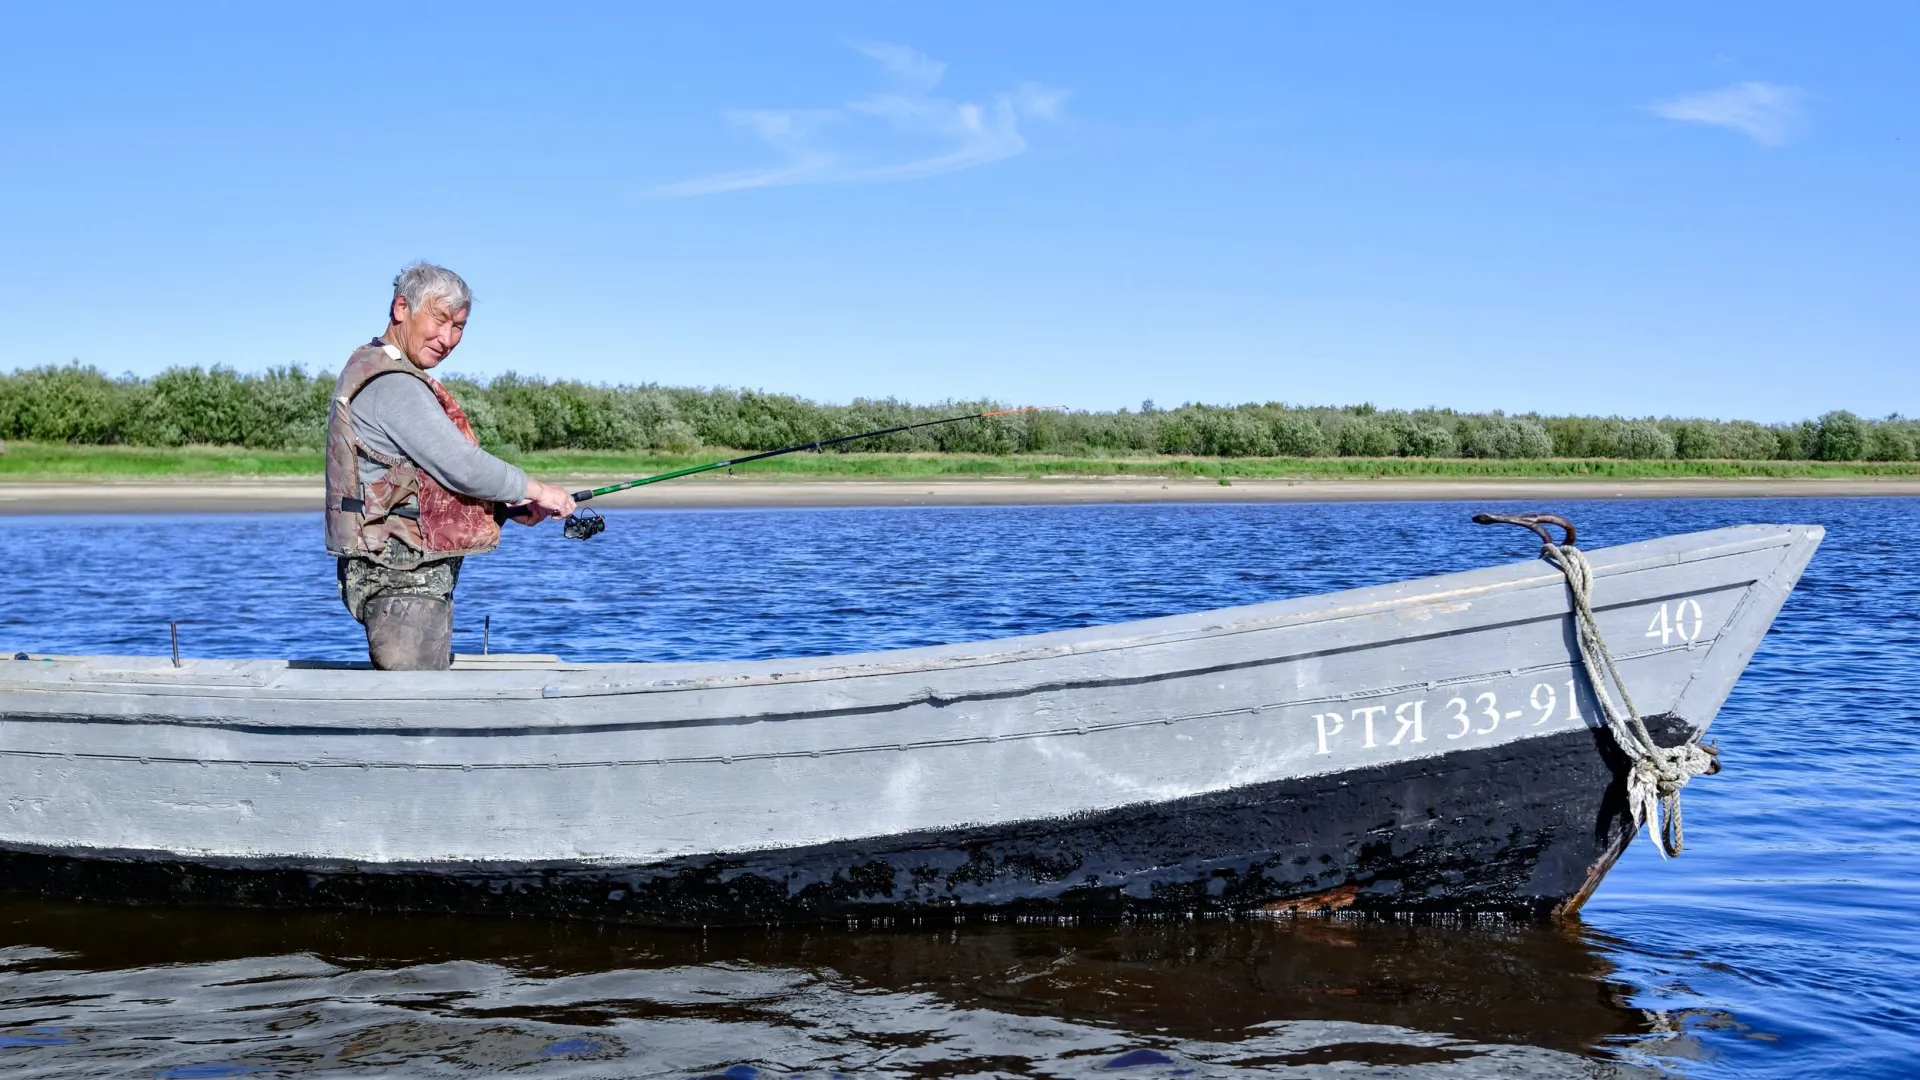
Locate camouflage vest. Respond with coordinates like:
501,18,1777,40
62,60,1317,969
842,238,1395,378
324,341,501,567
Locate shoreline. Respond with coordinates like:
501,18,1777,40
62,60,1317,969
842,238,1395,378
3,475,1918,514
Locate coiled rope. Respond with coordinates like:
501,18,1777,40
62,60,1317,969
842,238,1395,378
1539,541,1719,858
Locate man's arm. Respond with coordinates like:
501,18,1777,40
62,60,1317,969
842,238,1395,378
353,374,528,501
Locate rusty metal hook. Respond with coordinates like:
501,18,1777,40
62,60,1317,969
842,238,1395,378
1472,512,1577,548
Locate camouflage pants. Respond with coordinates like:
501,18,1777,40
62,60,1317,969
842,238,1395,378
337,556,463,670
336,556,464,622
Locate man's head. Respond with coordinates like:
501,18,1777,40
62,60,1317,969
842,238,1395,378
386,262,472,369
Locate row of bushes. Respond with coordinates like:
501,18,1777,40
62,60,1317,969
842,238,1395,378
1,363,1914,461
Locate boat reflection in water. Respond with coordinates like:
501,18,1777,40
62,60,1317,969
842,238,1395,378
0,898,1672,1076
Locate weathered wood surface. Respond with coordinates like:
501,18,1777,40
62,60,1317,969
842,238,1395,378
0,524,1822,921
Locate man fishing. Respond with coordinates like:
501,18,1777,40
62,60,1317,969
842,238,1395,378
324,262,577,670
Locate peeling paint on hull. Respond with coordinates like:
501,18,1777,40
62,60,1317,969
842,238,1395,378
0,717,1686,925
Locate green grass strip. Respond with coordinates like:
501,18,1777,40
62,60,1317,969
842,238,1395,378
6,442,1920,482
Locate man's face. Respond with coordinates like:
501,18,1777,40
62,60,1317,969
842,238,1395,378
392,296,468,369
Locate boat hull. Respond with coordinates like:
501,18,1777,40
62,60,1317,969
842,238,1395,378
0,524,1821,923
0,715,1681,923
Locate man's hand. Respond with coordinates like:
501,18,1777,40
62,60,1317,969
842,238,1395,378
505,480,579,526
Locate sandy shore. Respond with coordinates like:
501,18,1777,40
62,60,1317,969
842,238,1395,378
2,475,1918,514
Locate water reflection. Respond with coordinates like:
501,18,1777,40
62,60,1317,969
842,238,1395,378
0,898,1661,1077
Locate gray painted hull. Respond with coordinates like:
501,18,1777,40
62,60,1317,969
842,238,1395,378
0,524,1822,922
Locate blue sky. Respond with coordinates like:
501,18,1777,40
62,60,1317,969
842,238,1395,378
0,2,1913,420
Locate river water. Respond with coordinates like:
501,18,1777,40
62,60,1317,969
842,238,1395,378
1,498,1914,1077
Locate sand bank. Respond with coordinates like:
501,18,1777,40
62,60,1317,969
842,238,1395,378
2,475,1918,515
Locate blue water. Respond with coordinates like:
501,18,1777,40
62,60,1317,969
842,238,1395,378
1,498,1915,1077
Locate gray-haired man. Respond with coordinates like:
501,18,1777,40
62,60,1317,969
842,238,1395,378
323,263,577,669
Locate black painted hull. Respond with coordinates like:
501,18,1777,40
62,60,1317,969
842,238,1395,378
0,718,1683,924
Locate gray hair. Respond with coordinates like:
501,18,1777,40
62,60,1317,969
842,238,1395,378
391,261,472,317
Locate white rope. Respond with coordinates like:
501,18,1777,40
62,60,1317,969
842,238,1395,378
1540,543,1719,858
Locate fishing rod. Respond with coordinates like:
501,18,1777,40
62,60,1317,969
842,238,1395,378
511,406,1056,539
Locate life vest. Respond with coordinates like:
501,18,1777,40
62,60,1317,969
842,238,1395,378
323,341,501,566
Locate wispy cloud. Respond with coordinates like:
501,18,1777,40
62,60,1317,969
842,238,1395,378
656,43,1067,196
1648,81,1809,147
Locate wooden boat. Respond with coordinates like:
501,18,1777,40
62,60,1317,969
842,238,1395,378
0,522,1821,923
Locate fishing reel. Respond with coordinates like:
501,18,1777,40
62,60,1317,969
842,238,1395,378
562,508,606,541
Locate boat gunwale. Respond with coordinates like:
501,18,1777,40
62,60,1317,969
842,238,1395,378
0,633,1723,755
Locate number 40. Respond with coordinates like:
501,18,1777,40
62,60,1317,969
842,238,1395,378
1645,599,1705,645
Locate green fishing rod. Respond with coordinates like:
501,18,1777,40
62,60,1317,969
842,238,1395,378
516,406,1054,539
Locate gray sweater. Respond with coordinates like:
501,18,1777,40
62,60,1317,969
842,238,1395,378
351,373,528,503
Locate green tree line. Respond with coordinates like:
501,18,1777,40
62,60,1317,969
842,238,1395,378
1,362,1915,461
